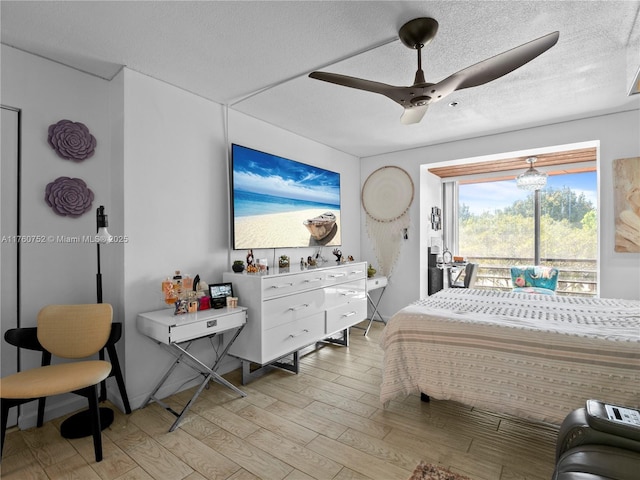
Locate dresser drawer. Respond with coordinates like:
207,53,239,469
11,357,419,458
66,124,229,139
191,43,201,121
324,279,366,308
263,288,325,329
325,264,366,285
263,312,325,362
326,298,367,334
169,310,246,344
262,270,326,299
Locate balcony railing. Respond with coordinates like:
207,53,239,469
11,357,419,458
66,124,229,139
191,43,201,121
465,256,597,297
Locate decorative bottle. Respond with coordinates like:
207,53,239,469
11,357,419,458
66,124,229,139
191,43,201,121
173,270,183,299
162,276,176,304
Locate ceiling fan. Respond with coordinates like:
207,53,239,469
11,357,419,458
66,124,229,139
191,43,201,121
309,18,559,125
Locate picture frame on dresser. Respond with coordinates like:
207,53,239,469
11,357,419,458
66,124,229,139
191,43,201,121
209,282,233,309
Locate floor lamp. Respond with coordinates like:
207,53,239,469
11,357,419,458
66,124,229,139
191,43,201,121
60,205,115,438
95,205,112,303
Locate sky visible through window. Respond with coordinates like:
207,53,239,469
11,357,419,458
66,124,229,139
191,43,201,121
459,171,597,214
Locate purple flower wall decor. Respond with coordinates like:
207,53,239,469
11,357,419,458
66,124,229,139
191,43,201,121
47,119,97,161
45,176,94,217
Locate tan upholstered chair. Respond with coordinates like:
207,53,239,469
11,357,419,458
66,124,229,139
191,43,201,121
1,304,113,462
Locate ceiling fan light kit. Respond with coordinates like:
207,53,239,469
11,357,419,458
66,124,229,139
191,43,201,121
309,17,559,125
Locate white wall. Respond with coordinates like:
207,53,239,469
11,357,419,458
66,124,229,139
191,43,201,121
361,110,640,320
120,70,361,409
1,45,114,426
120,68,228,408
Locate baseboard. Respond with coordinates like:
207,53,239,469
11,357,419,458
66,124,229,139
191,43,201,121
17,394,86,430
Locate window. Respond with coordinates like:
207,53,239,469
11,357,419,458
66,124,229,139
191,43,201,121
428,145,599,297
456,171,597,296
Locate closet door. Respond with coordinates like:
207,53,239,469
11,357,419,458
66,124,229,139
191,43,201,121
1,105,20,427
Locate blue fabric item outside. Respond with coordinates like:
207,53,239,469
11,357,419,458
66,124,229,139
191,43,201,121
510,266,559,293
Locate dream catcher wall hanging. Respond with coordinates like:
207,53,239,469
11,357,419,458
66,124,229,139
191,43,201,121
362,166,414,277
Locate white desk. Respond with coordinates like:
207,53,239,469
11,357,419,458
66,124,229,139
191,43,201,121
137,306,247,431
359,276,388,336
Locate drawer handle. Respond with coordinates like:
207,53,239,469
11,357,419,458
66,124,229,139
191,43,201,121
304,277,323,283
350,270,364,275
271,283,294,289
289,329,310,338
342,311,357,318
328,273,346,278
288,303,310,311
340,290,357,296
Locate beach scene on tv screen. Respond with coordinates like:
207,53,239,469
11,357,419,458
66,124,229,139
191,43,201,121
232,145,341,249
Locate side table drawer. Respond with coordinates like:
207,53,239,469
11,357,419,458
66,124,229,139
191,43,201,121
263,312,325,362
366,276,388,290
326,299,367,334
170,310,246,343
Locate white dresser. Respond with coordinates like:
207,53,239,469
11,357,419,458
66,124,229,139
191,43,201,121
223,262,367,382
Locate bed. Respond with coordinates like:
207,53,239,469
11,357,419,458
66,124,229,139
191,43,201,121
380,289,640,425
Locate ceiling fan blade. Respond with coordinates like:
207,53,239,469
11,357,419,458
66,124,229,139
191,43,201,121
430,31,560,102
400,105,429,125
309,71,396,97
310,24,558,126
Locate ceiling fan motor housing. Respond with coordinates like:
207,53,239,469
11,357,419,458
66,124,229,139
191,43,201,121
399,17,439,49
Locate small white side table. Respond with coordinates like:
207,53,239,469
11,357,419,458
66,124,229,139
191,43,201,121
362,276,388,336
137,306,247,431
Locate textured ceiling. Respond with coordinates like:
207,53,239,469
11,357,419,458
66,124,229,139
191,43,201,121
2,1,639,158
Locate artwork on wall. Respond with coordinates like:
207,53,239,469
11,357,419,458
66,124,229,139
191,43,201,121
48,119,96,161
362,166,414,276
613,157,640,252
430,207,442,230
45,176,94,217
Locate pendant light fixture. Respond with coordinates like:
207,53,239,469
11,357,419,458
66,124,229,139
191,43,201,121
516,157,547,191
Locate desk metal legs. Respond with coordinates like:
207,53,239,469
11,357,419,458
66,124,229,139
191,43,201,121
143,326,246,432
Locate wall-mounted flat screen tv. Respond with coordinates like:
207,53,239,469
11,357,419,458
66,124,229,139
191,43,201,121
231,144,341,250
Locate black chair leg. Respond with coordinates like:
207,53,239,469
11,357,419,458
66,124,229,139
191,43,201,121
105,343,131,414
87,386,103,462
0,398,25,460
1,400,9,459
36,398,46,428
97,323,131,415
37,351,52,428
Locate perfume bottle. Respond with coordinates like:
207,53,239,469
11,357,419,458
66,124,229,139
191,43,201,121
162,276,176,304
173,270,183,299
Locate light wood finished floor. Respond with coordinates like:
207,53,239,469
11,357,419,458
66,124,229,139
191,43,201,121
1,321,559,480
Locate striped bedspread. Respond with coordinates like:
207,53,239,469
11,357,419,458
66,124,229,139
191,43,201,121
380,289,640,425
